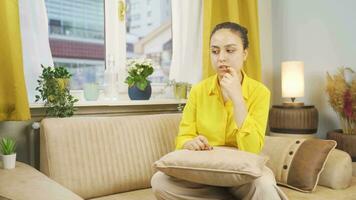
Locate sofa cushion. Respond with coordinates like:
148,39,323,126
318,149,352,189
261,136,336,192
40,114,181,199
89,188,155,200
154,146,266,187
90,177,356,200
281,176,356,200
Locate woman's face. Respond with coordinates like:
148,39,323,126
210,29,248,79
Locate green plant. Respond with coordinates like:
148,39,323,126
125,58,154,90
0,138,16,155
35,65,78,117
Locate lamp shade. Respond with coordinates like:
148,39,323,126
281,61,304,98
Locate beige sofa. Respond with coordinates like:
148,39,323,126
1,113,356,200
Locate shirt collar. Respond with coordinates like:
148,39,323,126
208,69,249,100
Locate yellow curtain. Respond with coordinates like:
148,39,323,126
0,0,30,121
203,0,261,81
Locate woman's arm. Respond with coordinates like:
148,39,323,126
175,86,199,149
220,67,270,153
175,86,212,151
220,67,248,127
235,89,270,153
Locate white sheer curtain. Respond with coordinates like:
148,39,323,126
19,0,53,103
169,0,203,84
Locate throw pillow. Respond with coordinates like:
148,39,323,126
261,136,336,192
153,146,266,187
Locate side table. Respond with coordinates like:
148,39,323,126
269,105,318,138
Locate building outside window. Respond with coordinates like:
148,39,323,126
126,0,172,84
45,0,105,90
44,0,172,95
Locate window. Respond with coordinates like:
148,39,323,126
42,0,172,101
126,0,172,84
45,0,105,90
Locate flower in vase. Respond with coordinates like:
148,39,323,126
125,58,154,91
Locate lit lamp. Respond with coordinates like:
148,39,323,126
281,61,304,106
269,61,318,138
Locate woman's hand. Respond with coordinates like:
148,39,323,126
183,135,213,151
220,67,242,101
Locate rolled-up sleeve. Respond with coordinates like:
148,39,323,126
235,87,270,154
175,86,198,149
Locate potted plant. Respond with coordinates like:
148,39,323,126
35,65,78,117
125,58,154,100
1,137,16,169
326,67,356,161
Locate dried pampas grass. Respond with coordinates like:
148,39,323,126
326,67,356,134
326,68,347,116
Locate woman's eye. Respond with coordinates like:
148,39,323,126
227,49,235,53
211,49,219,54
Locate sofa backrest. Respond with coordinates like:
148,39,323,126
40,113,181,199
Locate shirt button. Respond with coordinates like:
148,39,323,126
283,165,288,170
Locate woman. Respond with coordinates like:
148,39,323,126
151,22,288,200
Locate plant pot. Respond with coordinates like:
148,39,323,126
128,83,152,100
327,129,356,161
1,153,16,169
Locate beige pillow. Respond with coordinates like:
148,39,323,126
261,136,336,192
318,149,352,189
154,146,267,187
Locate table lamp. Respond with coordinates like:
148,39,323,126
269,61,318,138
281,61,304,106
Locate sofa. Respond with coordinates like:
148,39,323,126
0,113,356,200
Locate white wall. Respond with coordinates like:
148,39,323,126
260,0,356,137
258,0,273,93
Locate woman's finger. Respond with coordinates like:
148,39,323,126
195,139,205,150
227,67,237,76
191,141,201,151
224,73,232,79
198,135,212,150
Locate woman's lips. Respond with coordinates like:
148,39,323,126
218,65,230,73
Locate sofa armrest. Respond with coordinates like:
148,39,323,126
319,149,353,189
0,162,83,200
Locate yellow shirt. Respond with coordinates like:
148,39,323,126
175,72,270,154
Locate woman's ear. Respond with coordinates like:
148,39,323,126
243,49,248,61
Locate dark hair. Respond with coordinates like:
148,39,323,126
210,22,249,50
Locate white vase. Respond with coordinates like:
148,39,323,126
1,153,16,169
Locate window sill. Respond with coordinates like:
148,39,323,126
29,98,186,108
29,98,186,119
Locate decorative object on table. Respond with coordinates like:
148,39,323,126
325,67,356,161
35,65,78,117
103,54,119,100
0,137,16,169
125,58,154,100
172,81,190,99
83,83,100,101
269,61,318,138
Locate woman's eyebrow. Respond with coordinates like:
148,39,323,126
224,44,238,48
210,45,220,49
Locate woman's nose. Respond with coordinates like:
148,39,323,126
218,51,227,62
